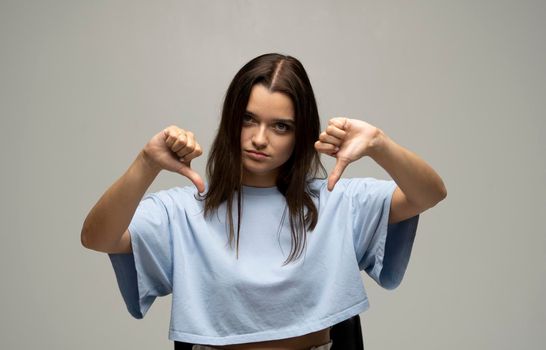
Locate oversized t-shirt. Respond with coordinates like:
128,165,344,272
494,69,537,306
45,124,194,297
108,177,419,345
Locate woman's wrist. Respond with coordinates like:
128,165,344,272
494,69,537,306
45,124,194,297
366,128,391,160
136,150,162,175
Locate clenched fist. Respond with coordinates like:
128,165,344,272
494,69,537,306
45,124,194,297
315,118,384,191
142,125,205,193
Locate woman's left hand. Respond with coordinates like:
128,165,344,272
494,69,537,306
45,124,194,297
315,117,384,191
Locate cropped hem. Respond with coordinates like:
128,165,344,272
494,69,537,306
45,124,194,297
168,299,369,345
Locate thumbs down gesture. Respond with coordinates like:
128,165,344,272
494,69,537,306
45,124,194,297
314,117,384,191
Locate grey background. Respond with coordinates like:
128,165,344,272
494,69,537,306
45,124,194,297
1,0,544,349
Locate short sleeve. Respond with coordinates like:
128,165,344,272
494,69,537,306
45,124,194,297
348,178,419,290
108,192,174,319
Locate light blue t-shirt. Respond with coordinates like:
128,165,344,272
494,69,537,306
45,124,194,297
108,177,418,345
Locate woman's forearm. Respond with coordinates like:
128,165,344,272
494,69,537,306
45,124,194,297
369,130,447,209
81,151,161,251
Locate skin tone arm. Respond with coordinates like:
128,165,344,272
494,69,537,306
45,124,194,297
81,126,205,253
315,117,447,224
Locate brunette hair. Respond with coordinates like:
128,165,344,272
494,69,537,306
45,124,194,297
203,53,326,264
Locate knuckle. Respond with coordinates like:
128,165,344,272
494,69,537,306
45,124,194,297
326,125,337,133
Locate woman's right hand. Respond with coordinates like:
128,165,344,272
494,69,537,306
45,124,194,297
141,125,205,193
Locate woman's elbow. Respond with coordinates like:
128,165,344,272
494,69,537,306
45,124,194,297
421,182,447,210
432,182,447,207
438,182,447,200
80,224,95,250
80,222,103,252
81,230,89,248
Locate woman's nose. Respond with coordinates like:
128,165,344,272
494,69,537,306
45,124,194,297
251,126,268,149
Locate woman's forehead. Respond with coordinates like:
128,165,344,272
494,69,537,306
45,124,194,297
246,84,294,120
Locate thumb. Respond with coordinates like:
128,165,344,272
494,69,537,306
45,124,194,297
328,158,349,191
177,162,206,193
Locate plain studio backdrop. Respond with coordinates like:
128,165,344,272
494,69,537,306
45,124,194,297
1,0,544,349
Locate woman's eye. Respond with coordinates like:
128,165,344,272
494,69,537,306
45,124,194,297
243,115,254,124
275,123,289,132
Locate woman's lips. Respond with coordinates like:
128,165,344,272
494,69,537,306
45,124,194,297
245,150,269,160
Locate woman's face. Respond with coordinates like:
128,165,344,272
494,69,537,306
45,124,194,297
241,84,296,187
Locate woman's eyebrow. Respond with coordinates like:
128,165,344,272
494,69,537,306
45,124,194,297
245,111,295,124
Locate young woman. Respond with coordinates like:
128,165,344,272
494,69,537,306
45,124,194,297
81,53,446,350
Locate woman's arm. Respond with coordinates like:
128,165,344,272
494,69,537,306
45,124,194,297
81,126,204,253
80,152,161,253
315,118,447,223
368,130,447,223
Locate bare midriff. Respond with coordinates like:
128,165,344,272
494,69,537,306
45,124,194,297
212,327,331,350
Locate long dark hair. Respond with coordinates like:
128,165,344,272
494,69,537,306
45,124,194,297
204,53,326,264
